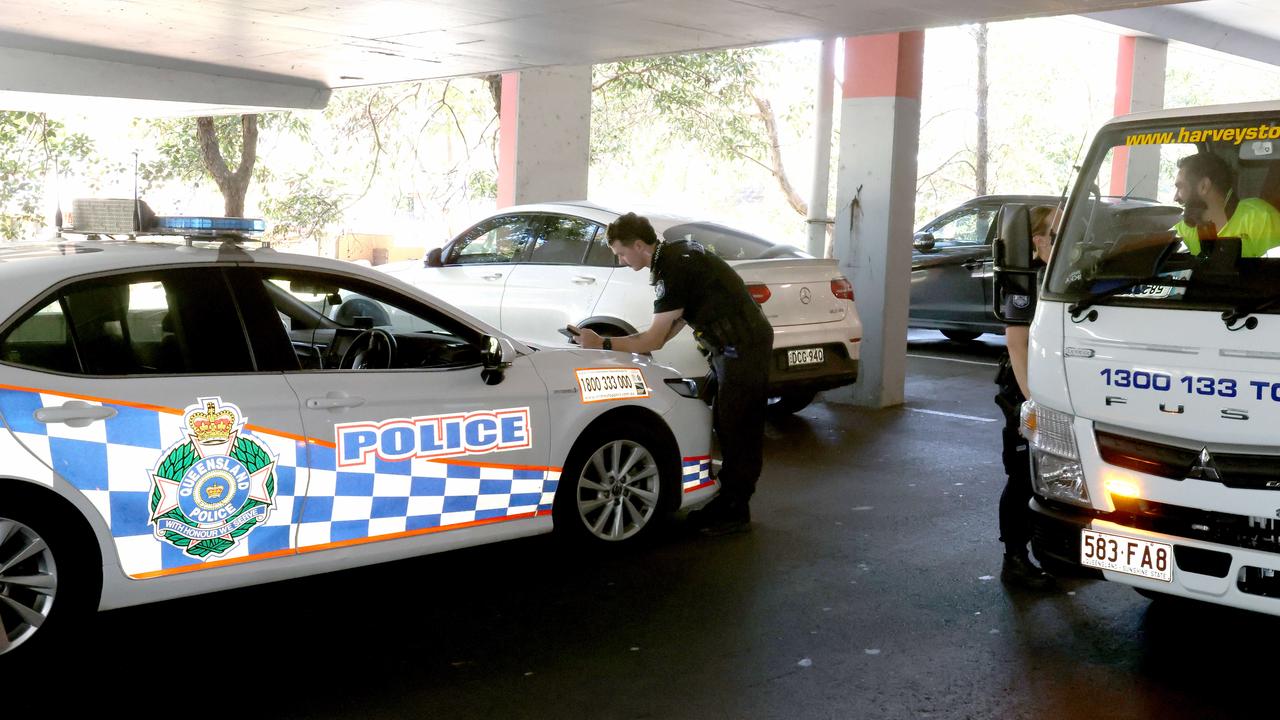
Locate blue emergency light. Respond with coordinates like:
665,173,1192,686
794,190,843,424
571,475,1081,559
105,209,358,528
153,216,266,234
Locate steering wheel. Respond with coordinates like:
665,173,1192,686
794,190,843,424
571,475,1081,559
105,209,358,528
339,328,398,370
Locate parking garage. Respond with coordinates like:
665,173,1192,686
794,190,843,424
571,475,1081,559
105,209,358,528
4,2,1280,718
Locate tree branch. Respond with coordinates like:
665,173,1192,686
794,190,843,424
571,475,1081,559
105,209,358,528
751,92,807,217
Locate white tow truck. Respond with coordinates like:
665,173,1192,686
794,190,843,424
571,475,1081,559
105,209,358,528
993,101,1280,613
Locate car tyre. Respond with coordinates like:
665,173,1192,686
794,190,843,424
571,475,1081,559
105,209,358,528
767,391,816,415
554,421,672,546
0,501,98,660
941,330,982,342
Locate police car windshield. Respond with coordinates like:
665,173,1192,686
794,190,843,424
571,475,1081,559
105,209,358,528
1045,115,1280,317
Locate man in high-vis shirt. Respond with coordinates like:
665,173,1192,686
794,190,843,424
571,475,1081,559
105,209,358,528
1173,151,1280,257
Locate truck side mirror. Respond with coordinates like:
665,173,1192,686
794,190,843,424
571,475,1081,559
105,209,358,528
913,232,936,252
992,204,1039,323
425,247,444,267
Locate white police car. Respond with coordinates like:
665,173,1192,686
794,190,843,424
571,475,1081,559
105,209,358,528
0,203,714,658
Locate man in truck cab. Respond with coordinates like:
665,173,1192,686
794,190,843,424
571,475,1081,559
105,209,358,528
1173,151,1280,257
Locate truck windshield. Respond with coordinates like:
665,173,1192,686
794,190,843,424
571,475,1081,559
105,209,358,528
1045,114,1280,318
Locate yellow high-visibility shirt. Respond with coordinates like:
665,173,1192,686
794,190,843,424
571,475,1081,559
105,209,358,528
1175,197,1280,257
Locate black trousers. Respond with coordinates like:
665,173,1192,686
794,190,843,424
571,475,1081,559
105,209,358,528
994,356,1033,554
709,333,773,505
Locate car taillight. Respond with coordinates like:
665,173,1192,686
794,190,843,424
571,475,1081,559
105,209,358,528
831,277,855,301
747,284,771,304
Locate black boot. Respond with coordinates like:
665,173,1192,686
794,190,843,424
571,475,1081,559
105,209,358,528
1002,552,1054,590
689,497,752,536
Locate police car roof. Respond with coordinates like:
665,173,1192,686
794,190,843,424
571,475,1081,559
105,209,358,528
0,238,433,323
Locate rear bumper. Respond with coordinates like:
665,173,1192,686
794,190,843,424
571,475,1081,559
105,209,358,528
767,345,858,395
766,320,860,395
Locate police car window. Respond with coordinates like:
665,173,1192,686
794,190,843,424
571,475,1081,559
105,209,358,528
263,272,480,371
529,216,599,264
0,269,253,376
453,217,535,264
0,300,78,373
661,222,804,260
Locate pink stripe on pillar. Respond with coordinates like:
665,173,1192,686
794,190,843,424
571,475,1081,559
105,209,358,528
843,32,925,101
498,72,520,208
1110,36,1137,196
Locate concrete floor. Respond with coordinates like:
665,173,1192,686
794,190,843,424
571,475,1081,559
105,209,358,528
16,330,1280,718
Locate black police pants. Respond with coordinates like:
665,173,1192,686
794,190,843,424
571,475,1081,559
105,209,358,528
710,338,772,506
994,362,1033,554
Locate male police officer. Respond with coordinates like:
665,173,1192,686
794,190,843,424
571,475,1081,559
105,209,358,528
576,212,774,535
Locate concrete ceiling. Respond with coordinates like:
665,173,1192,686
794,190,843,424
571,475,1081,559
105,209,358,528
0,0,1196,113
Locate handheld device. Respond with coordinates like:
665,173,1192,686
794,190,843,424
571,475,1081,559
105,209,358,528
558,325,581,342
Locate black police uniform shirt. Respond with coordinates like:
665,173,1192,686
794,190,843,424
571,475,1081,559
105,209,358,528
650,239,770,351
999,266,1045,327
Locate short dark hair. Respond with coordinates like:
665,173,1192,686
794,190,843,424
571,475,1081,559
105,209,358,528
606,212,658,246
1177,152,1234,196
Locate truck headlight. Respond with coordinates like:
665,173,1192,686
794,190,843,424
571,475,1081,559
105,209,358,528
1021,401,1090,507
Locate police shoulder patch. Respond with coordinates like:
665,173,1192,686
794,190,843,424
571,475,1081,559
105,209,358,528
655,279,666,300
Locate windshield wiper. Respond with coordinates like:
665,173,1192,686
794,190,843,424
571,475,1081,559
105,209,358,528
1068,274,1190,319
1222,292,1280,328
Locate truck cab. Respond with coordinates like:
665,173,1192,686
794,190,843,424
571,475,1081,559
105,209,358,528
996,101,1280,613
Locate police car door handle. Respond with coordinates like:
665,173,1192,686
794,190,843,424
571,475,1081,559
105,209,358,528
34,401,117,427
572,276,597,285
482,273,504,281
961,260,983,270
305,393,366,410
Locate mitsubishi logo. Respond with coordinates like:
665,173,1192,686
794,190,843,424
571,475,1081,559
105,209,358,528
799,287,812,304
1187,447,1221,482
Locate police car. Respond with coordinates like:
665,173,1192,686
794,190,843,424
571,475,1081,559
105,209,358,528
0,201,714,658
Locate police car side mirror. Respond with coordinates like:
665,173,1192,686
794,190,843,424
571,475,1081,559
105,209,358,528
992,204,1038,322
425,247,444,268
480,335,515,385
913,232,935,252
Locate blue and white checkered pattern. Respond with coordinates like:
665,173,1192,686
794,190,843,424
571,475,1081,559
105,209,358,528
294,445,558,551
682,456,714,493
0,388,558,578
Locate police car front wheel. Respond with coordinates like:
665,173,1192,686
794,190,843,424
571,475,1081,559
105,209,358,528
556,423,670,544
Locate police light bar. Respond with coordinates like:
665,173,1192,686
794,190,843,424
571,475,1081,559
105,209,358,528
153,216,266,235
62,198,266,239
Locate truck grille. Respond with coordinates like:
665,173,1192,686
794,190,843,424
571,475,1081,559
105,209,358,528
1108,495,1280,556
1096,430,1280,490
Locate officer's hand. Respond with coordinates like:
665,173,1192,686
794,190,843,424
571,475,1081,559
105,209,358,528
577,327,604,350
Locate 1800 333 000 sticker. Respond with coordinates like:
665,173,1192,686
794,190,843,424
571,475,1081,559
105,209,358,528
575,368,650,403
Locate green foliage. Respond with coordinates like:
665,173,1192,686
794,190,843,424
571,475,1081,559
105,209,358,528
592,50,768,166
134,113,308,195
0,112,96,240
261,175,347,246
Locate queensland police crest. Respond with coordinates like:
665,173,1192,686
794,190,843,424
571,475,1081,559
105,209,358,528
148,397,278,559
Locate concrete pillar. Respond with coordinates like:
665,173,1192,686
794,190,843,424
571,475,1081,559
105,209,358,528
831,31,924,408
807,38,837,258
497,67,591,208
1108,36,1167,198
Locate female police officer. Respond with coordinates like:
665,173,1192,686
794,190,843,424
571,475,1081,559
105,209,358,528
575,212,774,535
995,204,1058,588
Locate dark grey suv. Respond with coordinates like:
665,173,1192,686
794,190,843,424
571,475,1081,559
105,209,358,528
910,194,1058,341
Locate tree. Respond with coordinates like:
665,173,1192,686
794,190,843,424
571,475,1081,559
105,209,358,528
0,112,95,240
973,23,989,196
592,50,808,217
196,115,257,217
136,113,308,217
